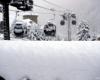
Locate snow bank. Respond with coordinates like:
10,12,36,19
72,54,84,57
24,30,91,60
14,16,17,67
0,42,100,80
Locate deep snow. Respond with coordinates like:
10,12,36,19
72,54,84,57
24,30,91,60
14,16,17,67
0,42,100,80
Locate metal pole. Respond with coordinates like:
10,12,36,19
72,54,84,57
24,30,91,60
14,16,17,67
3,3,10,40
67,13,71,41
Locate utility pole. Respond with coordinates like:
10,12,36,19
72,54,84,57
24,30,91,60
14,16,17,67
60,11,77,41
60,12,77,41
67,13,71,41
2,3,10,40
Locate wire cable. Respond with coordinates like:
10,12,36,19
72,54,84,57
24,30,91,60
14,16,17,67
10,9,62,15
42,0,70,12
42,0,65,9
34,4,65,13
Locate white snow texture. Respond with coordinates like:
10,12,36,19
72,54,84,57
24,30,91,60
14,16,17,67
0,42,100,80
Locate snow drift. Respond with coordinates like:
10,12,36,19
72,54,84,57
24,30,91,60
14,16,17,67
0,42,100,80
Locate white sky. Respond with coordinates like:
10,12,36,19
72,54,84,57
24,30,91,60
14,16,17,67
33,0,100,33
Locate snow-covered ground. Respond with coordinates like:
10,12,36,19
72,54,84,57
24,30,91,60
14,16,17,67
0,42,100,80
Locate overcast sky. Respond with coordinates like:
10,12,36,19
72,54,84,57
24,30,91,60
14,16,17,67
33,0,100,34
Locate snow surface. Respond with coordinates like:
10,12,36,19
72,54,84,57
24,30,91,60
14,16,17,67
0,42,100,80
